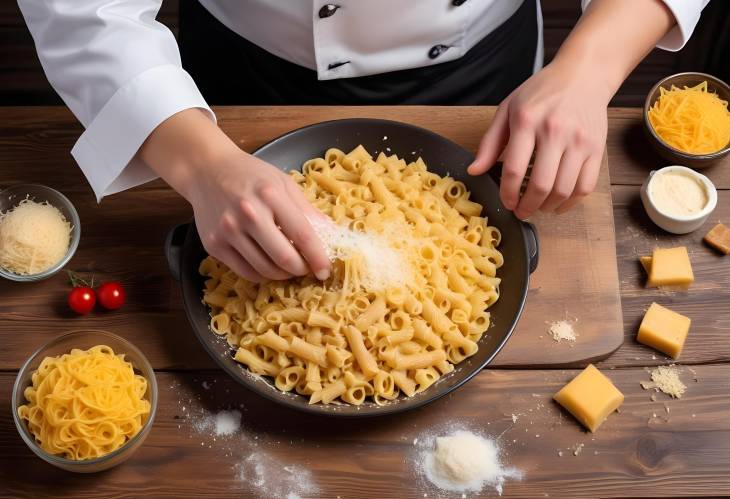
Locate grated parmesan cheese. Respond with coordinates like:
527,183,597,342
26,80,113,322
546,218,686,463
0,199,71,275
310,217,412,291
641,365,686,399
548,320,577,343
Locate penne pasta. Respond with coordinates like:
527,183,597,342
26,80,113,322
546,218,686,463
200,145,503,405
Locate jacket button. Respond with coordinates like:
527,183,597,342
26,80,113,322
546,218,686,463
318,4,339,18
452,0,467,5
428,45,450,59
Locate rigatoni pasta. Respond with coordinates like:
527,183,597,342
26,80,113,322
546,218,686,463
200,145,503,405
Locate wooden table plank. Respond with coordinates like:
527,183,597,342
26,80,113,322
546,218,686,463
2,107,729,190
3,367,729,498
599,185,730,368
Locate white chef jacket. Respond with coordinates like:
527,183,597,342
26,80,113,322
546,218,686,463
18,0,709,202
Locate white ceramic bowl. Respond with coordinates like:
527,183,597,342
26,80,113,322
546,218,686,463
640,165,717,234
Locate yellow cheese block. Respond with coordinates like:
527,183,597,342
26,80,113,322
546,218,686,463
637,302,691,359
644,247,694,288
553,364,624,433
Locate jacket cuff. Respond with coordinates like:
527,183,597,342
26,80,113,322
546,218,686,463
71,64,215,201
580,0,703,52
653,0,703,52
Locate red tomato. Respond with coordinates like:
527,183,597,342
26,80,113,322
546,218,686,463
68,287,96,315
97,281,126,310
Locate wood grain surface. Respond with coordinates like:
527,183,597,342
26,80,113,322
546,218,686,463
0,106,624,369
3,367,729,499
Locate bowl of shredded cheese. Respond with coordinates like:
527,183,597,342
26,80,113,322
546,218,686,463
0,184,80,282
644,72,730,168
12,330,157,472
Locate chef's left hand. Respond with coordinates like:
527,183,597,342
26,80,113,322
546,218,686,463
467,60,610,219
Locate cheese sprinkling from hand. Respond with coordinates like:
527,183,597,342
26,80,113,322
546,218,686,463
310,217,412,290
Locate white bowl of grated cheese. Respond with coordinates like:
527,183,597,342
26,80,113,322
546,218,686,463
0,184,80,282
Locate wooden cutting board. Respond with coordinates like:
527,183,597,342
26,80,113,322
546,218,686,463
493,149,623,366
0,106,622,370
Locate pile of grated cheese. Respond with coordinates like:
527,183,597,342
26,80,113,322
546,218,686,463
417,429,521,496
310,217,412,291
641,365,686,399
0,198,71,275
548,320,577,343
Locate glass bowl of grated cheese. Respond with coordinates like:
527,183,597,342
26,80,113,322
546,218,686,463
0,184,80,282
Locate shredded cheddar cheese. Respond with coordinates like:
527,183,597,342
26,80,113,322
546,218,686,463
648,81,730,154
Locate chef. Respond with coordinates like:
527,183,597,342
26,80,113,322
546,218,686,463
19,0,708,282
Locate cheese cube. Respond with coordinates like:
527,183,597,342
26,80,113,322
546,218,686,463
647,247,693,288
637,302,691,359
704,223,730,255
553,364,624,433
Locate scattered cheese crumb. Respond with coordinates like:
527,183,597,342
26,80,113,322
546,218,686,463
548,320,577,343
573,443,584,456
640,365,686,398
511,414,518,424
214,409,241,436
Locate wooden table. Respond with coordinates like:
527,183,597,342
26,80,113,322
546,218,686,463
1,106,729,498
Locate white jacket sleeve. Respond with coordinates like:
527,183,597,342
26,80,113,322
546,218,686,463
18,0,215,201
581,0,710,51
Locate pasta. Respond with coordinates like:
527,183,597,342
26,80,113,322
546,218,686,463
200,145,503,405
17,345,150,460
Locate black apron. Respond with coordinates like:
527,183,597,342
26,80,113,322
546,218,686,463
179,0,537,105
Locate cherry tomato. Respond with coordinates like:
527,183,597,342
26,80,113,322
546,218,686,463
68,287,96,315
97,281,126,310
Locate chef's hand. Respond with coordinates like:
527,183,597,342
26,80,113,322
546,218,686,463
141,108,331,282
467,60,609,219
468,0,676,219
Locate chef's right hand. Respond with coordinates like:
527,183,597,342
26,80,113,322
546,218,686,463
141,108,331,282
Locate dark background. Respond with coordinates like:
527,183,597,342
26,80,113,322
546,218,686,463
1,1,728,108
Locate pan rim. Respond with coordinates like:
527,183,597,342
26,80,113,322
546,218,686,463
179,118,531,417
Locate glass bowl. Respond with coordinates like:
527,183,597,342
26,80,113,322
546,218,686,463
12,330,158,473
0,183,81,282
643,72,730,168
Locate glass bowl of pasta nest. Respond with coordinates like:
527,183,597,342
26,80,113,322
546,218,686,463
12,329,157,472
166,118,539,417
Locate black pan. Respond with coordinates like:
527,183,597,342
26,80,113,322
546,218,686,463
166,118,538,417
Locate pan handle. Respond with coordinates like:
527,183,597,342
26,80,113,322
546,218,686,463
165,223,189,282
521,222,539,274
